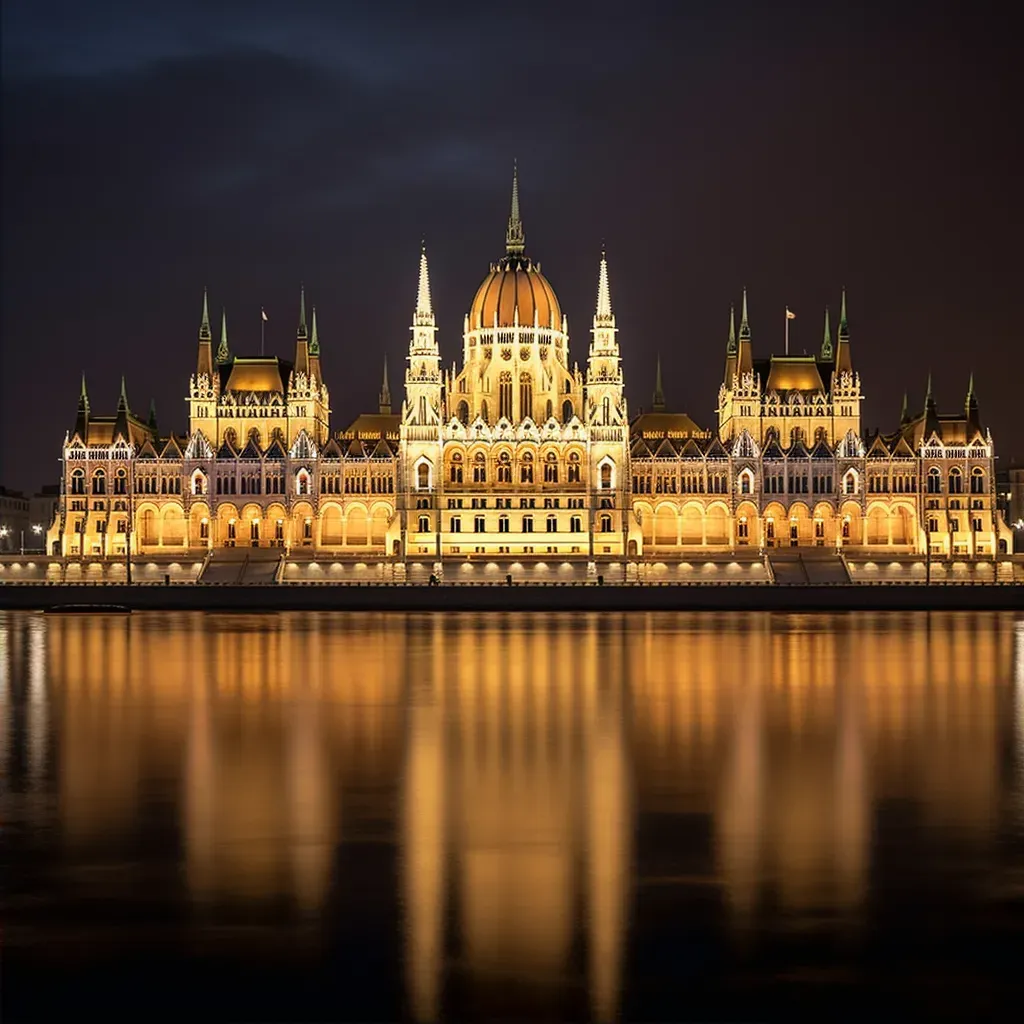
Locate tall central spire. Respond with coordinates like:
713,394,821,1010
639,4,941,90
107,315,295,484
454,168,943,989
506,161,525,254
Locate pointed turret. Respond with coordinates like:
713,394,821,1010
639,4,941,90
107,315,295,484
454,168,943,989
196,288,214,378
75,373,90,438
294,286,310,377
406,245,440,426
506,161,525,255
114,376,131,441
923,371,940,436
379,355,392,415
737,288,753,375
835,288,853,373
308,306,322,381
723,304,738,385
148,398,158,434
595,248,613,324
900,391,909,424
821,306,833,361
965,371,980,430
652,354,666,412
216,309,231,365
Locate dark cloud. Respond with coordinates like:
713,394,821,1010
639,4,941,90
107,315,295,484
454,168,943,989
1,0,1021,489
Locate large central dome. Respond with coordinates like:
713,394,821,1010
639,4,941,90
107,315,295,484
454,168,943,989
468,167,562,331
470,258,561,330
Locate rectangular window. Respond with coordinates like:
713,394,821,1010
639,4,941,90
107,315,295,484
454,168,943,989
546,515,557,532
522,516,534,533
498,516,510,533
570,516,582,533
972,516,983,531
474,516,485,532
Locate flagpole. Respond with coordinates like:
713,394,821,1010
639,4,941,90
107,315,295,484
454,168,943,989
785,307,789,356
261,309,265,356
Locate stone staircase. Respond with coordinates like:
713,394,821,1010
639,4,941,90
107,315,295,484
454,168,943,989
768,550,851,584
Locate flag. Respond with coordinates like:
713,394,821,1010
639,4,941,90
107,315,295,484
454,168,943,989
261,309,268,321
786,309,796,320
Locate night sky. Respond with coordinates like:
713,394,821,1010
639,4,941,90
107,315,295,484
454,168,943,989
2,0,1020,492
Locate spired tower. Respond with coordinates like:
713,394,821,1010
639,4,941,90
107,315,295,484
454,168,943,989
585,251,629,553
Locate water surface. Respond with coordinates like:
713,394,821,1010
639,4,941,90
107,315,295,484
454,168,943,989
3,610,1023,1021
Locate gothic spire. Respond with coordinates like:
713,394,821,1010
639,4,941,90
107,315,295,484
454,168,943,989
725,304,736,355
595,249,613,324
900,391,909,423
965,371,980,427
415,243,434,322
379,355,392,415
216,308,230,365
821,306,833,360
505,161,525,254
309,306,320,357
925,371,934,406
199,288,211,341
75,372,90,438
114,376,131,440
835,288,853,372
297,285,308,340
739,288,751,340
148,398,158,432
653,354,665,412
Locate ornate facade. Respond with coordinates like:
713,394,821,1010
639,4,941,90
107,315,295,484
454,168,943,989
47,171,1012,565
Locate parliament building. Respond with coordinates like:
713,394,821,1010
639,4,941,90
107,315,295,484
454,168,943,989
47,172,1013,576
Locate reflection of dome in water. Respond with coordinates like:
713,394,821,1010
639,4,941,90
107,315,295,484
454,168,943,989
468,165,562,331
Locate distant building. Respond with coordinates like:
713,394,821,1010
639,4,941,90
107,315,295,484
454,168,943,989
0,487,29,552
44,170,1013,562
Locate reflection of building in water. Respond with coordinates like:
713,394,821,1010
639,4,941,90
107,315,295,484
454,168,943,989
41,613,407,912
400,614,632,1023
3,609,1019,1019
627,613,1015,919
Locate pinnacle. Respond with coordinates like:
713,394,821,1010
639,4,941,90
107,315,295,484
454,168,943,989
595,251,613,321
416,245,433,317
297,285,308,339
309,306,320,357
506,161,525,254
199,287,212,340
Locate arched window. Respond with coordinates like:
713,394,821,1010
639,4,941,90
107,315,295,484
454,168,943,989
449,452,463,483
497,451,512,484
499,372,513,420
546,515,557,532
568,451,581,483
473,451,487,483
927,467,941,493
519,373,533,421
71,469,85,495
418,515,430,532
600,462,613,489
544,451,558,483
114,469,128,495
842,516,851,539
295,469,311,496
602,396,611,423
520,451,534,484
91,469,106,494
948,468,963,494
562,399,574,423
224,428,238,448
790,426,805,447
480,399,489,424
247,428,261,448
970,467,985,494
738,469,754,495
599,514,612,533
843,469,858,494
192,471,206,496
456,401,469,425
565,379,572,394
545,399,553,421
417,462,431,490
271,427,285,445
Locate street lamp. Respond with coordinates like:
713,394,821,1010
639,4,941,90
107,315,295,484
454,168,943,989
30,523,43,554
0,525,8,552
